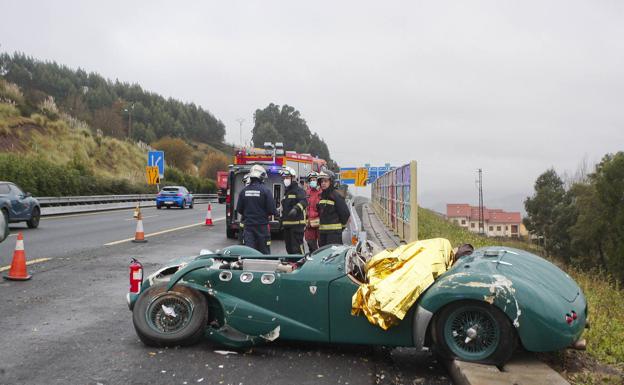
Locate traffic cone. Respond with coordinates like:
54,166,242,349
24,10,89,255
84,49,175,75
204,203,213,226
4,232,32,281
132,214,148,243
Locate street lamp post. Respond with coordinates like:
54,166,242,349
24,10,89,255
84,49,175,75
124,103,135,139
235,118,245,147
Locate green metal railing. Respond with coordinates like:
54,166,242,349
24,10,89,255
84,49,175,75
371,160,418,243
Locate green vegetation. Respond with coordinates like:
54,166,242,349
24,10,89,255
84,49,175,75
252,103,338,170
0,53,225,145
525,154,624,281
418,207,624,382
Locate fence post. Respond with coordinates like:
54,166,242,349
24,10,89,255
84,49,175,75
409,160,418,242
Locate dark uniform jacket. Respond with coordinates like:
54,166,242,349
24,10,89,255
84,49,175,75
318,188,350,232
281,184,307,229
236,180,277,226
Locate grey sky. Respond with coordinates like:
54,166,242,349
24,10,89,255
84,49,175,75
2,0,623,213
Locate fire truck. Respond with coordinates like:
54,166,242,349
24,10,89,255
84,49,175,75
225,142,326,239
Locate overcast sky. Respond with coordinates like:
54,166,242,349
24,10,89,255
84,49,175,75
2,0,623,213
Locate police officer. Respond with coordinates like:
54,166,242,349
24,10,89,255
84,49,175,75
317,170,350,246
280,166,307,254
236,165,277,254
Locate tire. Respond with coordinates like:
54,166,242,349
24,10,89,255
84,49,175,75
132,283,208,347
1,209,9,242
432,300,516,366
156,205,162,210
27,207,40,229
166,206,171,209
189,200,194,209
180,200,185,209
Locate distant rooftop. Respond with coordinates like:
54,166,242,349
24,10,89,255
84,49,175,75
446,203,521,224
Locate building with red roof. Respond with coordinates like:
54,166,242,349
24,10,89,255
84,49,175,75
446,204,525,238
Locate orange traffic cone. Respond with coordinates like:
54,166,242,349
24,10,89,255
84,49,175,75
4,232,32,281
204,203,213,226
132,215,147,243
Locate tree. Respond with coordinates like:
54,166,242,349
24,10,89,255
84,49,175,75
592,152,624,278
92,107,124,138
524,169,574,258
568,182,609,268
152,137,193,171
254,122,283,145
199,152,230,180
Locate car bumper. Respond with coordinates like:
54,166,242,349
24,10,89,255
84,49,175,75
156,197,184,206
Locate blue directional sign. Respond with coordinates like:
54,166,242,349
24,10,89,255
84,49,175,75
148,151,165,178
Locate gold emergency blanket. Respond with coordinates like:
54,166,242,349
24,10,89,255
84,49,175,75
351,238,455,330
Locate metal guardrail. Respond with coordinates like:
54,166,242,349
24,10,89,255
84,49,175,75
36,194,218,206
370,160,418,243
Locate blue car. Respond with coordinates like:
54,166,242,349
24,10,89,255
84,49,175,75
156,186,194,209
0,181,41,228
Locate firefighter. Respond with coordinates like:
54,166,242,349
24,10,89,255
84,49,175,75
236,165,277,254
238,173,251,245
304,171,321,252
317,170,350,246
279,166,307,254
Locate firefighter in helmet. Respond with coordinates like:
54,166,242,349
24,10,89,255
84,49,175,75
304,171,322,252
317,170,350,246
236,165,277,254
279,166,308,254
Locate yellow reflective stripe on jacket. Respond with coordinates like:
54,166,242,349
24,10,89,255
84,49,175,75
287,194,297,198
319,199,335,205
283,220,306,225
319,223,343,231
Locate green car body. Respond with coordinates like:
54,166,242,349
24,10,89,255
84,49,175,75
127,244,587,361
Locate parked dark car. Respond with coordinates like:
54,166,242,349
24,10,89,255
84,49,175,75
0,182,41,228
156,186,194,209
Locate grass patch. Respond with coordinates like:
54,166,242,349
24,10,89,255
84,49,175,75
417,207,624,377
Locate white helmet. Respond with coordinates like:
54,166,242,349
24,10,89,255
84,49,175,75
249,164,267,180
279,166,297,179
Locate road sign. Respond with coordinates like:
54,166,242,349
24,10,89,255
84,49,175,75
355,168,368,187
145,166,160,185
148,151,165,178
339,168,357,184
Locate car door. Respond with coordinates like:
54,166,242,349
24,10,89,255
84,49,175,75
328,275,415,346
8,184,29,219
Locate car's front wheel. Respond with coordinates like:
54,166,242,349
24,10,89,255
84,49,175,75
27,207,40,229
432,300,516,366
132,283,208,347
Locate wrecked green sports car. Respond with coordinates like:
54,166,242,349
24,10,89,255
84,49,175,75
127,241,588,365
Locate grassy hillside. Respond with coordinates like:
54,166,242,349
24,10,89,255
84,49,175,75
418,207,624,384
0,101,222,195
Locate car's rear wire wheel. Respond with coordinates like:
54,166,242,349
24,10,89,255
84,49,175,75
433,300,515,365
133,283,208,347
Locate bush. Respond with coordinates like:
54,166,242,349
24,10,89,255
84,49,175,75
0,153,151,196
164,166,215,193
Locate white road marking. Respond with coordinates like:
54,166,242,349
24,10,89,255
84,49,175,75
124,215,159,221
0,257,52,272
104,217,226,246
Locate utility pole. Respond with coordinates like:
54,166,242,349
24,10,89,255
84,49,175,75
235,118,245,147
477,168,485,234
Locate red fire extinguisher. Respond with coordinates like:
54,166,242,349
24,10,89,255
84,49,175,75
129,258,143,293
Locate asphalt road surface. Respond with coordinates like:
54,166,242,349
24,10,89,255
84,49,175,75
0,203,451,385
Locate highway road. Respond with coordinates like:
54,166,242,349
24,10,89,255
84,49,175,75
0,202,451,385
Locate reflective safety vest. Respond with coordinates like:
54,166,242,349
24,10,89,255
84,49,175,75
318,190,350,233
281,184,307,228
